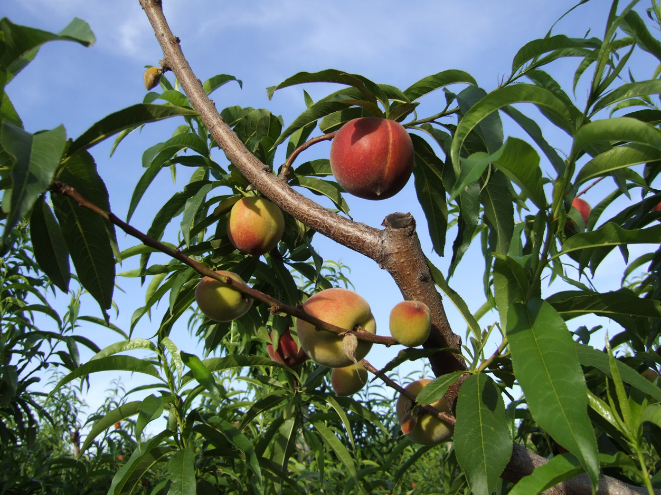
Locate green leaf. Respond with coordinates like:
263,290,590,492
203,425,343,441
574,143,661,185
412,136,448,256
126,161,165,223
571,117,661,160
0,92,22,127
502,105,565,174
135,394,165,438
455,374,512,495
267,69,386,107
0,18,94,82
181,356,286,386
289,175,350,216
547,290,661,320
403,69,477,101
507,299,599,488
640,405,661,430
416,371,465,405
268,255,300,307
273,101,352,149
449,182,480,277
509,453,583,495
512,35,600,73
493,254,529,330
180,183,212,247
30,195,70,292
312,419,364,494
79,401,141,456
181,351,224,400
310,392,355,448
49,355,160,398
481,171,514,256
427,257,481,339
238,390,291,430
621,10,661,62
167,448,196,495
319,107,374,133
108,430,172,495
209,417,263,485
91,339,157,360
592,80,661,115
52,152,115,311
554,222,661,259
67,104,198,157
203,74,242,94
576,343,661,402
293,159,332,177
1,122,66,242
451,85,572,172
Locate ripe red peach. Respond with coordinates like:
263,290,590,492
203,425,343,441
329,117,414,200
653,202,661,221
389,301,431,347
331,362,368,396
267,329,309,368
296,288,376,368
567,198,591,231
396,379,454,445
227,197,285,256
195,270,252,322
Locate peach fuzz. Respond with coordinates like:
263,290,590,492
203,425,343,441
195,270,252,322
267,329,308,368
331,362,368,396
389,301,431,347
567,197,591,231
330,117,414,200
396,379,454,446
296,288,376,368
227,196,285,256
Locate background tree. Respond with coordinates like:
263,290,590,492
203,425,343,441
2,0,661,494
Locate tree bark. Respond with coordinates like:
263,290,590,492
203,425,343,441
138,1,656,493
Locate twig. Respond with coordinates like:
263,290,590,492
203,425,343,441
576,176,605,198
279,132,337,180
50,180,396,346
361,359,456,426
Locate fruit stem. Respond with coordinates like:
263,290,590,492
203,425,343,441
278,132,337,180
50,180,396,347
575,176,606,198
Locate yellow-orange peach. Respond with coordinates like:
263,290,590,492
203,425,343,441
330,118,414,200
195,270,252,322
389,301,431,347
227,197,285,256
331,362,368,396
396,379,453,445
296,288,376,368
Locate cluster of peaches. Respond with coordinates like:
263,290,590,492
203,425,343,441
194,117,452,444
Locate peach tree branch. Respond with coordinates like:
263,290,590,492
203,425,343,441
278,132,337,180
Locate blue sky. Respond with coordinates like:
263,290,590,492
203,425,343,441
3,0,658,415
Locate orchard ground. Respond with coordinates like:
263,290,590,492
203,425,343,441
3,0,656,431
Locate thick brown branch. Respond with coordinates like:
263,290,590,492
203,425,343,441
279,132,337,180
50,181,395,346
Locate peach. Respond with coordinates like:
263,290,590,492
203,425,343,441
329,117,414,200
267,329,309,368
227,197,285,256
331,362,368,396
567,198,591,231
389,301,431,347
653,202,661,222
296,288,376,368
143,67,162,90
195,270,252,322
396,379,454,445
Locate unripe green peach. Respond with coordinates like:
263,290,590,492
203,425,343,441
389,301,431,347
144,67,162,90
227,197,285,256
330,117,414,200
296,288,376,368
331,362,368,396
195,270,252,322
396,379,453,445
